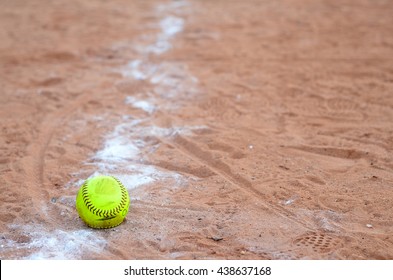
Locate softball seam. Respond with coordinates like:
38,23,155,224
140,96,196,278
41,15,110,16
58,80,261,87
81,176,128,218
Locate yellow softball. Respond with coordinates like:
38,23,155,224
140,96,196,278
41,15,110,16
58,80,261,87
76,175,130,229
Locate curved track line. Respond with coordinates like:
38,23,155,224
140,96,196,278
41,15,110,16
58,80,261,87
23,92,96,213
161,134,315,231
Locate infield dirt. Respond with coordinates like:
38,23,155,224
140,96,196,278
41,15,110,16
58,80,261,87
1,0,393,259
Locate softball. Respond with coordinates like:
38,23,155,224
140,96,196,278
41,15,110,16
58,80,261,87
76,175,130,229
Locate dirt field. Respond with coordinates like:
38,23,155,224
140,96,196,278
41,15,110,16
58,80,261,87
1,0,393,259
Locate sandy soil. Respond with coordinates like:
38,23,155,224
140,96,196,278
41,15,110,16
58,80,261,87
1,0,393,260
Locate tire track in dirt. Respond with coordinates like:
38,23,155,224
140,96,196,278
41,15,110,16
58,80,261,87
21,92,96,219
168,133,392,251
162,134,316,231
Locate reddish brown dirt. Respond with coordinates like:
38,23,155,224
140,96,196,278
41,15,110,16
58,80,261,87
1,0,393,259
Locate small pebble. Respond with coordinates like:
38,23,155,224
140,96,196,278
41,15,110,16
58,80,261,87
249,145,254,149
211,236,223,242
366,224,373,228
